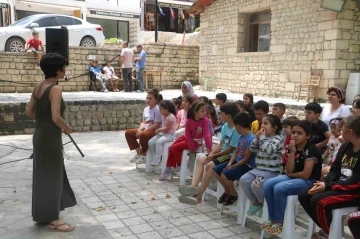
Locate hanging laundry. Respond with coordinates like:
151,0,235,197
170,8,175,19
158,6,166,16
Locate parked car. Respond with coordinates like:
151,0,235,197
0,14,105,52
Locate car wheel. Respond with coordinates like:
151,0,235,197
5,37,25,52
80,37,96,48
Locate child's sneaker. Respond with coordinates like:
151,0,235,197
130,154,139,163
159,167,173,181
135,155,146,164
151,159,161,166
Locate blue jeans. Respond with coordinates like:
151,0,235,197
136,67,144,91
264,175,313,222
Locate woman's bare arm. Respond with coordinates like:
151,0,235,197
49,86,71,132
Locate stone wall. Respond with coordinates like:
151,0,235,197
0,100,145,135
199,0,360,99
0,43,199,93
0,99,306,135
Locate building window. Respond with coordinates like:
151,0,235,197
248,11,270,52
87,17,129,42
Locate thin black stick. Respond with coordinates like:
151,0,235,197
67,134,85,157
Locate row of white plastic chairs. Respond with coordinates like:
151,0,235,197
142,136,354,239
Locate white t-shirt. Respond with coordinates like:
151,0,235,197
103,66,114,76
143,105,162,129
321,104,351,129
325,135,341,164
121,48,134,68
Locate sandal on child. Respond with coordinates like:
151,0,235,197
260,220,273,231
178,196,199,205
268,222,283,235
223,195,238,206
48,223,75,232
179,186,199,196
217,193,229,204
247,204,263,216
258,207,263,217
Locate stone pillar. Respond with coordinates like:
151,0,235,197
140,0,145,31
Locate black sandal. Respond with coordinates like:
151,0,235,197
223,194,238,206
217,193,229,204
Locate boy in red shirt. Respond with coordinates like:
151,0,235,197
25,31,44,66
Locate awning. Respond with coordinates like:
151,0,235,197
158,0,193,9
17,0,85,11
188,0,215,14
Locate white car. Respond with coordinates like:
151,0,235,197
0,14,105,52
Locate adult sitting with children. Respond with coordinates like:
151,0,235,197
321,86,351,128
181,81,198,101
89,60,109,93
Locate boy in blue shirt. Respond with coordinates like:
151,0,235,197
178,103,240,205
89,60,109,92
135,45,147,93
214,112,256,206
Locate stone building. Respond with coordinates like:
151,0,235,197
189,0,360,99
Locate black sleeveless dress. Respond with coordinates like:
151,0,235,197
32,84,77,223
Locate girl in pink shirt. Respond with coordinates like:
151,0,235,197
148,100,177,166
160,102,212,180
175,94,194,138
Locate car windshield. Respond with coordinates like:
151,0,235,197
10,16,37,26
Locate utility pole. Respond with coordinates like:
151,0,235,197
155,0,158,42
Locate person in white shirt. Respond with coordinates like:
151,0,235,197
103,60,120,92
120,42,134,92
321,87,351,129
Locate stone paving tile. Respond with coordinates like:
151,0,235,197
1,131,309,239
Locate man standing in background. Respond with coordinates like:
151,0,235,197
120,42,134,92
135,45,147,93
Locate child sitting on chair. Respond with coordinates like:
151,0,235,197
261,121,322,235
103,60,120,92
159,101,212,180
298,115,360,239
213,112,255,206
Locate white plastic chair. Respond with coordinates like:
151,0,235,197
173,149,197,185
306,206,359,239
260,195,306,239
242,197,269,228
145,141,173,173
218,182,247,224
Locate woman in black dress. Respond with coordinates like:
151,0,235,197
26,53,77,232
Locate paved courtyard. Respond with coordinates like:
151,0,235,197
0,131,341,239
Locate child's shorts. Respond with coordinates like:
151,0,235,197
212,154,231,166
213,161,251,181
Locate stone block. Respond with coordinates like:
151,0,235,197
323,50,338,60
334,19,354,30
347,62,355,70
318,21,333,30
330,60,348,70
316,60,330,70
270,45,287,53
325,29,342,40
3,114,14,122
340,70,351,79
335,40,349,50
323,70,340,79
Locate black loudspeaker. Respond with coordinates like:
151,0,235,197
45,28,69,62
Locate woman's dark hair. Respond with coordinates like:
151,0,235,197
206,102,217,123
40,53,68,79
263,114,283,135
183,94,194,105
292,120,312,136
344,115,360,136
233,112,251,129
243,93,254,109
198,96,210,104
353,100,360,109
235,100,245,109
147,88,162,102
159,100,176,116
283,116,299,127
187,102,206,120
172,98,182,109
